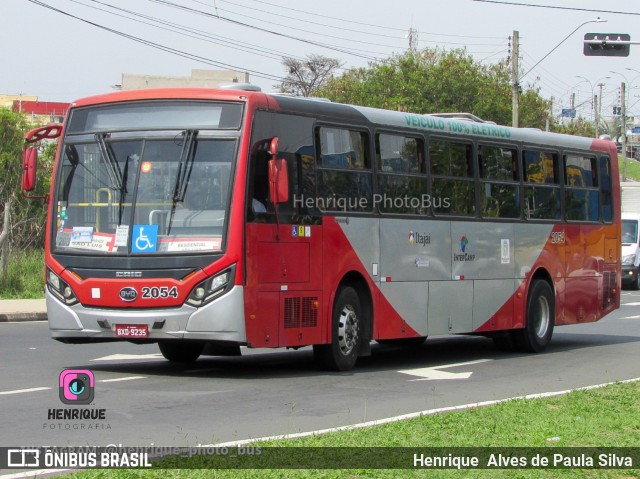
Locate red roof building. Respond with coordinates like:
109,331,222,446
12,100,70,124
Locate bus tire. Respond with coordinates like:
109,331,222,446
158,341,204,363
314,286,361,371
513,279,555,353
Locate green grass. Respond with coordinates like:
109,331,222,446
65,380,640,478
619,155,640,182
0,248,45,299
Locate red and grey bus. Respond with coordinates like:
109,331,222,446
22,86,621,371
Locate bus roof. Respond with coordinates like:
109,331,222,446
69,87,614,154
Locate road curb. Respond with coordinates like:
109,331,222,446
0,312,48,322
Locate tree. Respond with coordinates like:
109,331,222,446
317,48,552,129
552,118,596,137
0,108,54,253
278,54,343,97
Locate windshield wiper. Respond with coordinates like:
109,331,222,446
95,133,123,190
117,154,134,226
167,130,198,234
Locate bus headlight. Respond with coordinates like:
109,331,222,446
187,267,234,307
47,268,79,305
623,254,637,266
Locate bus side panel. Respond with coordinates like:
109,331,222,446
322,217,422,342
378,218,451,338
244,223,324,348
475,223,556,333
563,224,599,324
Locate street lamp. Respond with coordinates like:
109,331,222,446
519,18,607,81
574,75,610,133
610,70,640,180
513,17,607,127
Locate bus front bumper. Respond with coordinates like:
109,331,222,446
46,285,247,343
622,265,638,284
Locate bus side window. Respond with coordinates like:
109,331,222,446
316,126,373,213
564,154,599,222
376,133,426,215
600,156,613,223
523,150,560,220
478,144,520,219
247,143,272,222
430,138,475,216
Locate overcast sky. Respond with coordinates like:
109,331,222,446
3,0,640,120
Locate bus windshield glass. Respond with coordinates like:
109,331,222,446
622,219,638,245
53,101,242,255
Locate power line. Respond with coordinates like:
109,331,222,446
72,0,301,62
25,0,284,81
216,0,408,42
146,0,381,61
209,5,403,53
238,0,505,39
471,0,640,16
215,0,505,47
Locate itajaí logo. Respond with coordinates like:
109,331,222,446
409,231,431,246
454,235,475,262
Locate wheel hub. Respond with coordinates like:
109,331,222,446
337,305,359,355
534,295,550,338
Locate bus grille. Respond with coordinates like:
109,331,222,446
284,296,318,328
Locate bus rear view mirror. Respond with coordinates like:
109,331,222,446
267,136,288,204
268,158,289,204
22,124,62,199
269,137,279,158
22,147,38,191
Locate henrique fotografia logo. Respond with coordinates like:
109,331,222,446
59,369,95,405
44,369,109,431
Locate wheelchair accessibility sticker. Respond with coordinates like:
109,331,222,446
132,225,158,253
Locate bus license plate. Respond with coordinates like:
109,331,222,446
115,324,149,338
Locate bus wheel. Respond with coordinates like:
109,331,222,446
513,279,555,353
158,341,204,363
314,286,361,371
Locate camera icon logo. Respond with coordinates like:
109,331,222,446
59,369,95,405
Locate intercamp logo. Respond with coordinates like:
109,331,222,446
460,235,469,252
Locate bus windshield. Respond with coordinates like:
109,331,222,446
53,102,242,255
622,219,638,245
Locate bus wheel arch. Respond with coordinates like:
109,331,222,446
314,271,373,371
514,271,555,353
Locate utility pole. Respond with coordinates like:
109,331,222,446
407,27,419,51
511,31,520,127
570,93,575,123
594,94,599,135
597,82,605,135
622,82,628,181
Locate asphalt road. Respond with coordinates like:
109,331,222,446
2,291,640,449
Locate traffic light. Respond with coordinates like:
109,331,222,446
584,33,631,57
613,106,622,115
